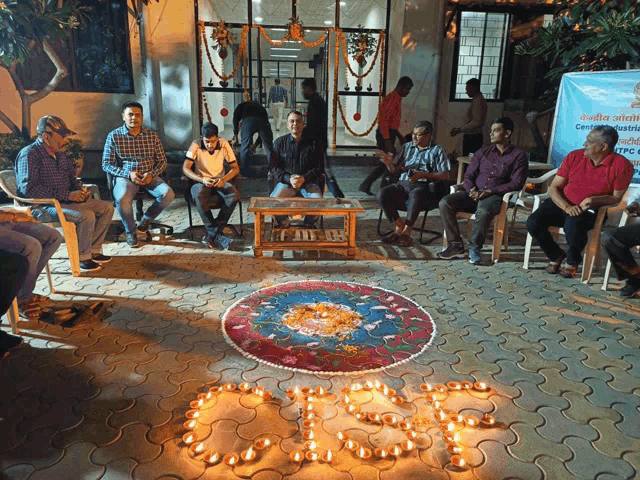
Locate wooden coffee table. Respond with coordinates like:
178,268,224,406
248,197,365,257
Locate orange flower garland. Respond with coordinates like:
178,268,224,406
339,29,385,80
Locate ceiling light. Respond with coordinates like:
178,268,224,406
271,28,287,31
270,54,298,58
255,16,263,22
340,1,346,5
324,20,333,25
253,0,261,3
271,48,302,51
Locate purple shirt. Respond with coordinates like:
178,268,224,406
462,144,528,196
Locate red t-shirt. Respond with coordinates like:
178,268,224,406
557,149,634,205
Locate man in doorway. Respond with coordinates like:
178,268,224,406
359,76,413,195
527,125,633,278
16,115,114,271
268,78,288,132
377,121,451,246
183,122,240,250
270,111,324,228
438,117,527,265
103,101,175,248
232,100,273,176
302,77,343,198
450,78,488,156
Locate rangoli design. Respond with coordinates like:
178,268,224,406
222,281,436,374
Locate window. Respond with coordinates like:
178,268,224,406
16,0,133,94
451,11,510,100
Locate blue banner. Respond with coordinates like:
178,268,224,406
549,70,640,185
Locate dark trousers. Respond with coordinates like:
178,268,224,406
0,251,29,317
378,180,446,228
359,128,402,191
439,190,504,249
602,223,640,286
191,182,239,238
526,198,598,266
462,133,484,156
240,117,273,175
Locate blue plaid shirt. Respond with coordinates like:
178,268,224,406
102,124,167,178
268,85,288,104
394,142,451,181
15,139,82,201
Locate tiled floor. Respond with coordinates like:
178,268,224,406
1,172,639,480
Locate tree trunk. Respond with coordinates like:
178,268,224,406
2,38,68,137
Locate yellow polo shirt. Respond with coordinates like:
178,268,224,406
186,138,237,179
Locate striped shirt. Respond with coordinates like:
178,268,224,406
102,124,167,178
268,84,288,104
15,139,82,201
378,90,402,139
393,142,451,182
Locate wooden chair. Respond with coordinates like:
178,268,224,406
5,298,21,335
523,192,620,283
182,165,244,240
0,169,80,277
442,184,524,263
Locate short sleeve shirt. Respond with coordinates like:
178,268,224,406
186,138,237,179
558,149,634,205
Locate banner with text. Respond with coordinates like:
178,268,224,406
549,70,640,185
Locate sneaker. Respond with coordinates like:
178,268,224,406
468,247,483,265
136,218,151,233
92,254,112,264
619,282,640,298
213,233,232,250
437,243,466,260
80,259,102,271
559,264,579,279
204,234,218,250
126,233,140,248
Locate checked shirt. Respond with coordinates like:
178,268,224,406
102,124,167,179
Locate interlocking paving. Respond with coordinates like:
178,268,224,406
1,174,640,480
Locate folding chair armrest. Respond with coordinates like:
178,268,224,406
526,168,558,185
450,184,465,194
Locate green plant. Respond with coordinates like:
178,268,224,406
348,25,377,67
515,0,640,106
65,137,84,174
0,132,28,170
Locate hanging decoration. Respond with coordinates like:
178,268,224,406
210,20,236,59
285,15,305,41
339,29,385,80
257,25,328,49
200,22,248,83
220,108,228,117
347,25,377,67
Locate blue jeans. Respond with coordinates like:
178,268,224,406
240,117,273,175
190,182,239,238
270,182,322,226
113,176,175,234
32,198,114,261
0,222,63,301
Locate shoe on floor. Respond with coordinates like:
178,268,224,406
468,247,483,265
619,281,640,298
546,252,567,274
136,218,151,233
382,232,400,244
358,184,374,196
92,254,112,264
80,259,102,272
559,264,579,278
397,234,413,247
438,243,465,260
213,233,232,250
126,233,140,248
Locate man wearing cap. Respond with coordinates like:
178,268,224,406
102,101,175,247
15,115,115,272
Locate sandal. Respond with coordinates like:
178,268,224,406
397,234,413,247
559,264,580,279
18,302,43,320
382,232,400,244
545,252,567,274
30,294,50,304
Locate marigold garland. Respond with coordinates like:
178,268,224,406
337,100,379,137
339,29,384,80
257,26,328,49
200,22,248,82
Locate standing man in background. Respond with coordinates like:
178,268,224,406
359,76,414,196
232,100,273,177
450,78,488,155
268,79,288,132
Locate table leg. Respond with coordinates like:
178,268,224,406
347,213,357,256
254,213,263,257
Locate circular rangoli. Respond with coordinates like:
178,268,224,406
222,281,436,374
